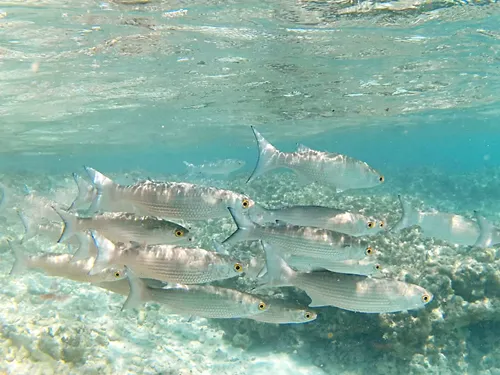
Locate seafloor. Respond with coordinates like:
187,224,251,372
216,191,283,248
1,165,500,375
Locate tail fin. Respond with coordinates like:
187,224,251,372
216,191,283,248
0,183,8,212
8,240,29,275
71,232,94,261
390,195,420,232
253,241,294,290
69,173,95,211
474,211,495,248
52,206,78,243
222,207,261,246
84,166,115,214
246,126,283,184
88,230,116,276
122,266,151,311
17,210,37,243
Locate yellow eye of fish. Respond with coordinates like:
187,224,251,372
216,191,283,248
304,312,312,319
422,294,431,303
375,264,381,270
365,247,373,256
242,198,250,209
367,222,374,229
175,230,184,237
379,176,385,183
379,222,385,228
258,302,267,311
233,263,243,273
114,271,122,278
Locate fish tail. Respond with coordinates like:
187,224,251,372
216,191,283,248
52,206,78,243
0,183,8,212
246,126,282,184
390,195,419,232
8,240,28,275
68,173,93,211
84,166,114,213
122,266,150,311
71,232,93,262
17,210,37,243
88,230,116,276
474,211,494,248
223,207,260,246
254,241,294,290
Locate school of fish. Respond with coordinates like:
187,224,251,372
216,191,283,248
10,125,485,326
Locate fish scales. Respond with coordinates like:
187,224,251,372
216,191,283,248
85,167,254,221
93,238,243,285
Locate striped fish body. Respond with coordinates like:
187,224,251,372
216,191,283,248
292,271,432,313
85,167,254,221
287,256,381,277
250,204,384,237
146,285,267,319
247,300,317,324
93,240,244,285
419,212,479,246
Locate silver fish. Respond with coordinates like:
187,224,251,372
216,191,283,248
260,246,433,314
246,127,384,191
8,240,125,284
287,256,383,277
53,207,192,248
183,159,246,177
120,267,269,318
89,231,245,284
392,195,479,246
224,207,374,262
249,203,385,237
68,172,97,212
84,167,255,221
0,182,8,212
247,299,317,324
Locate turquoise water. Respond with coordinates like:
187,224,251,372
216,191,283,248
1,1,500,374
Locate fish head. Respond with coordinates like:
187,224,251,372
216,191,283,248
288,308,318,323
359,216,386,236
94,266,127,282
356,239,377,260
247,298,271,315
169,224,194,245
402,285,434,311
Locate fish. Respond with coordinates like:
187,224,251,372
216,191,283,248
183,159,246,177
473,211,500,248
8,240,125,284
287,256,383,277
16,210,97,260
89,231,246,285
120,267,270,319
259,243,433,314
18,191,67,223
84,167,255,221
246,126,384,191
249,203,385,237
52,207,193,248
223,207,374,262
247,299,317,324
391,195,479,246
68,172,97,212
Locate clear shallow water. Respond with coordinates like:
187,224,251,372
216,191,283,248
1,1,500,374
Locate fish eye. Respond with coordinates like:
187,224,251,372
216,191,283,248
367,222,375,229
258,302,267,311
379,176,385,183
304,311,314,319
422,293,431,303
365,247,373,256
233,263,244,273
375,264,381,270
175,229,184,237
114,271,122,278
379,221,385,228
242,198,250,209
